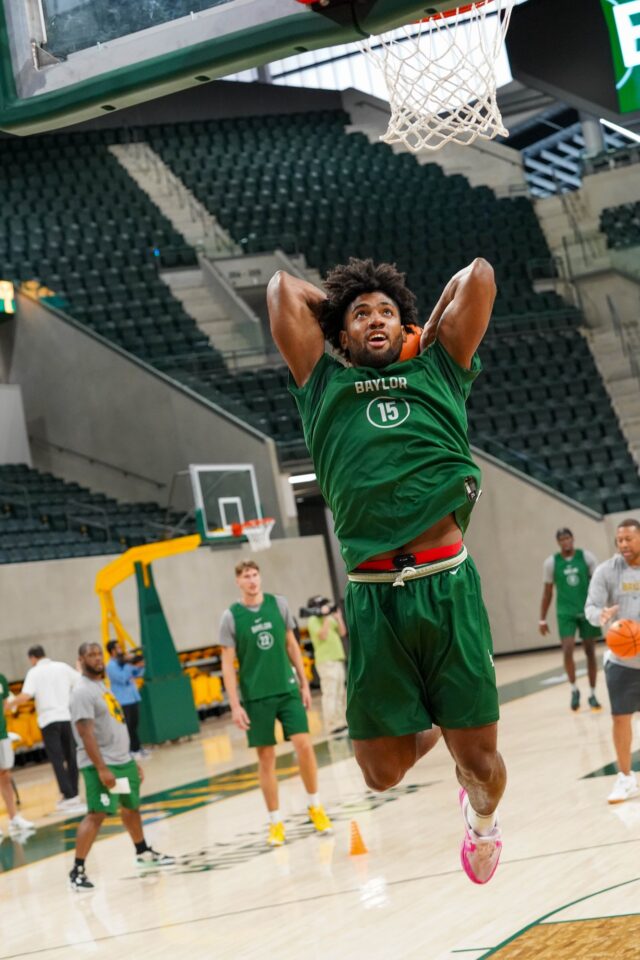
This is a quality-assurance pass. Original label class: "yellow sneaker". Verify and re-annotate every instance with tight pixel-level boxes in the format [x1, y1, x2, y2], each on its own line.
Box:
[308, 804, 333, 835]
[267, 821, 286, 847]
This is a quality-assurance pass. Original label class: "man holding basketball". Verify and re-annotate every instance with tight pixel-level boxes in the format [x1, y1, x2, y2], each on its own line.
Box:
[268, 257, 505, 885]
[585, 518, 640, 804]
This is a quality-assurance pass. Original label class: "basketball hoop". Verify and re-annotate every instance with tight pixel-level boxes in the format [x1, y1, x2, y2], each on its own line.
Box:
[361, 0, 515, 153]
[238, 518, 275, 552]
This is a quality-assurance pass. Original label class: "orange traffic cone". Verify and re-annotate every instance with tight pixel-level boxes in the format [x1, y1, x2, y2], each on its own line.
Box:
[349, 819, 368, 856]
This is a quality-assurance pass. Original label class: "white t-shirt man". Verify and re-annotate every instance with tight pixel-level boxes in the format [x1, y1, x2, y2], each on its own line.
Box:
[22, 658, 80, 728]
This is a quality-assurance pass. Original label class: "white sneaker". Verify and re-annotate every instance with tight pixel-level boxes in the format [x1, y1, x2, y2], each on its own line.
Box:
[607, 772, 640, 804]
[9, 814, 34, 833]
[57, 795, 81, 809]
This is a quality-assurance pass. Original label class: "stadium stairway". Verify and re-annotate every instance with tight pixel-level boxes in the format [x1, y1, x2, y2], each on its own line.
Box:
[0, 463, 188, 565]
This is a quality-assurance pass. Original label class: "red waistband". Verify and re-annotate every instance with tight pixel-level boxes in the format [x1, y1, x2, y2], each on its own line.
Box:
[356, 540, 464, 572]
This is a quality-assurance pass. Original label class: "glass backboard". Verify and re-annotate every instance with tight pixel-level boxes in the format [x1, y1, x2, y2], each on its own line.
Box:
[0, 0, 455, 135]
[189, 463, 262, 542]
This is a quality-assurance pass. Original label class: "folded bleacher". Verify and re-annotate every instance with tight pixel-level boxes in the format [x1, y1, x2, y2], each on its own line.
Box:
[0, 463, 184, 564]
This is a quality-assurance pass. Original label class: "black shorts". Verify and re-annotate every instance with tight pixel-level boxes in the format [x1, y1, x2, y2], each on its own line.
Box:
[604, 660, 640, 715]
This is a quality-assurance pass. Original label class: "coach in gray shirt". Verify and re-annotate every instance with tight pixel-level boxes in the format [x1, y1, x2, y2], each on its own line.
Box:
[585, 518, 640, 805]
[67, 642, 173, 891]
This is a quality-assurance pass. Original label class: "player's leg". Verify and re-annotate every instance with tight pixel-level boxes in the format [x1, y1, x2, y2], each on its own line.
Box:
[256, 745, 279, 812]
[41, 721, 75, 801]
[353, 728, 442, 791]
[442, 723, 505, 885]
[117, 761, 174, 868]
[579, 618, 602, 711]
[441, 724, 506, 814]
[281, 692, 332, 833]
[290, 733, 318, 794]
[604, 662, 640, 803]
[248, 697, 284, 845]
[74, 811, 106, 859]
[70, 765, 112, 889]
[0, 739, 33, 833]
[559, 626, 580, 710]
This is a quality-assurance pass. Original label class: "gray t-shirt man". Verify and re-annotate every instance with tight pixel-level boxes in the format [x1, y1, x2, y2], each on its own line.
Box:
[70, 676, 131, 768]
[218, 595, 296, 648]
[585, 554, 640, 670]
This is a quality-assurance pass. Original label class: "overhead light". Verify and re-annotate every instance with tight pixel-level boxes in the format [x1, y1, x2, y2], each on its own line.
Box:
[288, 473, 317, 484]
[600, 118, 640, 144]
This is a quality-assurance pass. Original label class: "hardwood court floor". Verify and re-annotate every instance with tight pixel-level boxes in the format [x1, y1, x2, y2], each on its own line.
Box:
[1, 649, 639, 960]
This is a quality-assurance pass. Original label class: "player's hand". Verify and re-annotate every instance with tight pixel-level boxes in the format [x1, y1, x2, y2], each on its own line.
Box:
[231, 705, 250, 731]
[136, 763, 144, 784]
[301, 684, 312, 710]
[538, 621, 549, 636]
[98, 766, 116, 789]
[600, 605, 619, 627]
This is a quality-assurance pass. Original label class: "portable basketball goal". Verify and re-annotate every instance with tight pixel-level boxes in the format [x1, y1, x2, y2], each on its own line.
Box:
[297, 0, 515, 152]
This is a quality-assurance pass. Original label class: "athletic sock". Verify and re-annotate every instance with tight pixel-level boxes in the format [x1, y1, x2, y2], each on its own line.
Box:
[590, 687, 597, 696]
[74, 857, 85, 869]
[466, 803, 497, 837]
[571, 683, 578, 692]
[135, 840, 150, 855]
[307, 793, 320, 808]
[269, 810, 282, 825]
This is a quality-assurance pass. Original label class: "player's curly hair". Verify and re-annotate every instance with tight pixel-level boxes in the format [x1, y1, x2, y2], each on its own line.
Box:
[319, 258, 419, 352]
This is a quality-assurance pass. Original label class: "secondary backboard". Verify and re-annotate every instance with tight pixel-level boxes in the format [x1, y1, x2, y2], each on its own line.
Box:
[189, 463, 262, 543]
[0, 0, 453, 135]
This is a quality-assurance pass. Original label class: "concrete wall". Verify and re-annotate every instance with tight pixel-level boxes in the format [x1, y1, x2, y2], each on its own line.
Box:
[0, 445, 632, 678]
[0, 385, 31, 465]
[0, 536, 332, 682]
[0, 294, 288, 527]
[465, 451, 612, 656]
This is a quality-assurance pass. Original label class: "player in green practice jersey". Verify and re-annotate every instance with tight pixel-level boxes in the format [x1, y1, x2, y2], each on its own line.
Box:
[539, 528, 602, 713]
[219, 559, 332, 847]
[268, 256, 505, 886]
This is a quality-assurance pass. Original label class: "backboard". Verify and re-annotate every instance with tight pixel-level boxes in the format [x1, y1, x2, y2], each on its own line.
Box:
[189, 463, 263, 543]
[0, 0, 456, 135]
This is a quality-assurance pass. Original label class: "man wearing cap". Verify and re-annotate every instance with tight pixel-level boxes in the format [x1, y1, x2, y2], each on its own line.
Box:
[539, 528, 602, 712]
[305, 598, 348, 735]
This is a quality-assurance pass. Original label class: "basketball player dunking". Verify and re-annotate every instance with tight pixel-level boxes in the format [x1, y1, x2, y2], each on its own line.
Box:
[268, 257, 506, 884]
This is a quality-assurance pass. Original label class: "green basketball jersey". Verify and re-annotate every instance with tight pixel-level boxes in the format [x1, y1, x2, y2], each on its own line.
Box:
[553, 549, 592, 617]
[231, 594, 296, 702]
[289, 341, 482, 570]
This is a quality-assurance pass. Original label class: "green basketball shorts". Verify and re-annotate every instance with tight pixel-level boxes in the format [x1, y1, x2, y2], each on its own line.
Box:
[557, 613, 602, 641]
[345, 553, 499, 739]
[245, 689, 309, 748]
[81, 759, 141, 814]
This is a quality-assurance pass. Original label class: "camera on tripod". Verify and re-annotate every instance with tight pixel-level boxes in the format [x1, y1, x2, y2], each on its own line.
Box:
[299, 595, 338, 618]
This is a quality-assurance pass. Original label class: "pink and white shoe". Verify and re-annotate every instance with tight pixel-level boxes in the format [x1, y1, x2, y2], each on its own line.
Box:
[459, 788, 502, 885]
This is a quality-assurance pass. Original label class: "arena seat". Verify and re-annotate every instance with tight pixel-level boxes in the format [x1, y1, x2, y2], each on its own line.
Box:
[0, 463, 187, 564]
[600, 202, 640, 249]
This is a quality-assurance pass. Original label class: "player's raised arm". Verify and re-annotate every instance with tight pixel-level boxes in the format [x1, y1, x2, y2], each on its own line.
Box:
[420, 257, 496, 368]
[267, 270, 327, 388]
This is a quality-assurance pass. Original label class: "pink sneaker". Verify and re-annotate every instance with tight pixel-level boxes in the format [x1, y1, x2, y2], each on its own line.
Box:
[459, 788, 502, 885]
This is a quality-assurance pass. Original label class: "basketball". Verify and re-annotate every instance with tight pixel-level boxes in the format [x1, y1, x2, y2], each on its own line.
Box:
[400, 324, 422, 361]
[606, 620, 640, 658]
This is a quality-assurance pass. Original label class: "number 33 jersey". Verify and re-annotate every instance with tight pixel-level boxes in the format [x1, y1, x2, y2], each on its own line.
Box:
[290, 340, 482, 571]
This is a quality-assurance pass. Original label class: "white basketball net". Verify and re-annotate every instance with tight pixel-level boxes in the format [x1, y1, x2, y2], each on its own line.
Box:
[242, 518, 275, 552]
[361, 0, 514, 153]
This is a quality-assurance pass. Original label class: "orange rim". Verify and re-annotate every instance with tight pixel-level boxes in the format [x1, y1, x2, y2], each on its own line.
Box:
[241, 518, 274, 530]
